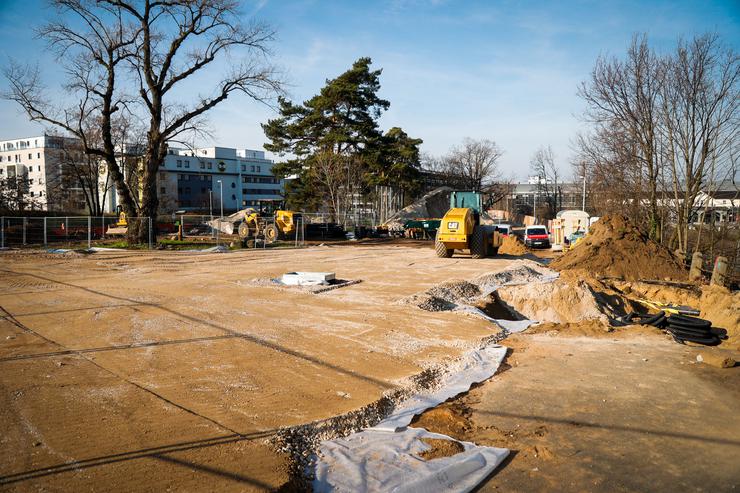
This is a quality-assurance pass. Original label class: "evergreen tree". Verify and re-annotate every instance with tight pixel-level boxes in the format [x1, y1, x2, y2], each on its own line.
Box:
[263, 57, 422, 212]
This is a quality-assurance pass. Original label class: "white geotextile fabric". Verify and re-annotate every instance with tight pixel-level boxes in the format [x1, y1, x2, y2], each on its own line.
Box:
[313, 427, 509, 493]
[454, 305, 536, 334]
[313, 346, 509, 493]
[375, 346, 507, 432]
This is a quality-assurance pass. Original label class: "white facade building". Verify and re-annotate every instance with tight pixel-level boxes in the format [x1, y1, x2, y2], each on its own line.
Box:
[106, 145, 284, 214]
[160, 145, 283, 213]
[0, 135, 85, 211]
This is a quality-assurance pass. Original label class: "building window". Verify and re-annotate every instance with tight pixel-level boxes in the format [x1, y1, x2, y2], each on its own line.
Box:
[200, 162, 205, 169]
[176, 160, 182, 168]
[231, 182, 235, 188]
[250, 165, 255, 172]
[37, 153, 40, 159]
[231, 194, 236, 200]
[30, 191, 34, 197]
[242, 188, 247, 195]
[178, 174, 183, 180]
[241, 164, 246, 172]
[29, 179, 34, 185]
[185, 162, 190, 168]
[28, 153, 32, 159]
[207, 162, 212, 169]
[202, 150, 208, 155]
[160, 187, 166, 194]
[38, 166, 41, 172]
[257, 166, 261, 172]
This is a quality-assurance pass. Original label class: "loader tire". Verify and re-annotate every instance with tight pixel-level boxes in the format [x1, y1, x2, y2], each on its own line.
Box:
[435, 235, 453, 258]
[470, 225, 486, 259]
[264, 224, 279, 244]
[238, 222, 251, 239]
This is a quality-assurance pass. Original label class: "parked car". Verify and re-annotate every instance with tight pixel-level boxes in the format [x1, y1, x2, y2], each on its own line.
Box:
[524, 225, 550, 248]
[494, 224, 511, 236]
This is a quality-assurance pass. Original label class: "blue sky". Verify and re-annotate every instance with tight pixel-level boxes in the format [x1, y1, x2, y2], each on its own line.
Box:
[1, 0, 738, 180]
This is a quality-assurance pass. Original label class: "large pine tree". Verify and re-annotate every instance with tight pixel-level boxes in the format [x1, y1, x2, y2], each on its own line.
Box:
[263, 57, 422, 213]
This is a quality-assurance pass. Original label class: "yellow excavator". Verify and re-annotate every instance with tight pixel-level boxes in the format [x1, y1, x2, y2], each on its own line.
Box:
[435, 191, 502, 258]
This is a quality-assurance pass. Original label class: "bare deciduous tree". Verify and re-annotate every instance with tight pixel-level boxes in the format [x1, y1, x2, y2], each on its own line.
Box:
[4, 0, 283, 243]
[530, 145, 561, 219]
[659, 34, 739, 252]
[312, 150, 363, 227]
[578, 34, 664, 239]
[442, 138, 505, 192]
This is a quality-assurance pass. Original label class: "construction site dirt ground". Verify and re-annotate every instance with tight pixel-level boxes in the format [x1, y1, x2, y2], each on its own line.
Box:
[0, 243, 738, 491]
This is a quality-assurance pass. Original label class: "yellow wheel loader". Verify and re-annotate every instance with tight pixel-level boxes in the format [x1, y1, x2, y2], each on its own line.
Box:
[236, 200, 301, 244]
[435, 191, 502, 259]
[106, 205, 129, 235]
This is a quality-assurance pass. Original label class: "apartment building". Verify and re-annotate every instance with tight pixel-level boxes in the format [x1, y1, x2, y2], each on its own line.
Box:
[105, 145, 284, 214]
[0, 135, 85, 211]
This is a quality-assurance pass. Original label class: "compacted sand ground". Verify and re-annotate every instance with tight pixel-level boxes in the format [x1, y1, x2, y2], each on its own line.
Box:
[1, 243, 738, 492]
[0, 244, 514, 491]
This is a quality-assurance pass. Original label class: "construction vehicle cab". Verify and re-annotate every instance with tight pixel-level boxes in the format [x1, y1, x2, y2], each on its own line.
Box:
[435, 191, 502, 259]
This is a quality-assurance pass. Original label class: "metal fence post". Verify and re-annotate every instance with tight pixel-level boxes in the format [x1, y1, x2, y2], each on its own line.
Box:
[43, 217, 47, 247]
[87, 216, 92, 249]
[102, 216, 106, 239]
[149, 217, 153, 249]
[65, 217, 69, 243]
[1, 217, 4, 249]
[22, 217, 27, 245]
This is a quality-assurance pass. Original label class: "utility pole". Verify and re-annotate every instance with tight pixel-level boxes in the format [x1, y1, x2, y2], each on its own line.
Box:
[582, 172, 586, 212]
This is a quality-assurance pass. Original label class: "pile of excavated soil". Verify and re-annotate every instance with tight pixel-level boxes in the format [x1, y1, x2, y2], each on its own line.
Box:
[498, 235, 528, 255]
[497, 279, 610, 324]
[384, 187, 452, 228]
[550, 214, 687, 281]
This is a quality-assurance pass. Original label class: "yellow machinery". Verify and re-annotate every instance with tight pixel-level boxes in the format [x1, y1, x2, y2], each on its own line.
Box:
[106, 206, 129, 235]
[237, 201, 301, 244]
[435, 191, 502, 259]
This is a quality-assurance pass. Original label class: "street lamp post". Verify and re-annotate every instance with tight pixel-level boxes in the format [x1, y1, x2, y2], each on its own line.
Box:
[582, 173, 586, 212]
[208, 189, 214, 238]
[216, 180, 223, 246]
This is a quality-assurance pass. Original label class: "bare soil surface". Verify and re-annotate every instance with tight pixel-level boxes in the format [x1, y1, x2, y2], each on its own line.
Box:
[0, 244, 513, 492]
[1, 242, 737, 492]
[413, 332, 740, 492]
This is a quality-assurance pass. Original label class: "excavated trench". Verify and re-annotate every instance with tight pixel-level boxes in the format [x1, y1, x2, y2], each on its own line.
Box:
[473, 292, 523, 321]
[274, 261, 646, 490]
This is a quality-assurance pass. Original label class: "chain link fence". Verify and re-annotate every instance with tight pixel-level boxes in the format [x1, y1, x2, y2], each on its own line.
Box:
[0, 210, 393, 251]
[0, 216, 155, 249]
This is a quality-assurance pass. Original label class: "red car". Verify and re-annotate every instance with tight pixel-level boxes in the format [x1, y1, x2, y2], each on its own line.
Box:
[524, 225, 550, 248]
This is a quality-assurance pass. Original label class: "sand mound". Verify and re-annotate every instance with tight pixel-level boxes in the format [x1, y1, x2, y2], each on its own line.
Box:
[498, 235, 527, 255]
[497, 279, 610, 324]
[698, 285, 740, 348]
[384, 187, 452, 228]
[549, 214, 687, 281]
[399, 261, 559, 312]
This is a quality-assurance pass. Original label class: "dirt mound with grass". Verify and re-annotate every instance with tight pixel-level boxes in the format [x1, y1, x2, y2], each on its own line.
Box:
[549, 214, 687, 281]
[498, 235, 528, 255]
